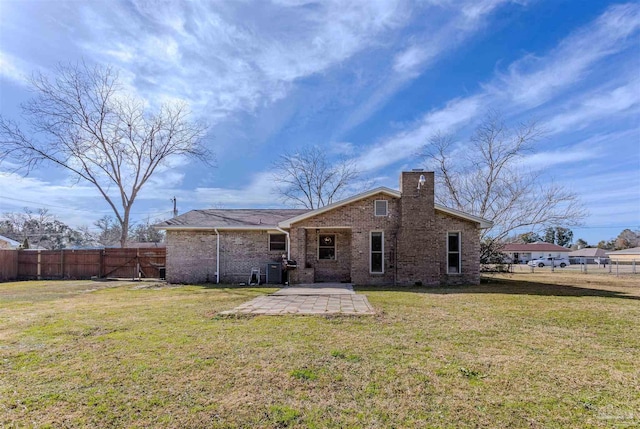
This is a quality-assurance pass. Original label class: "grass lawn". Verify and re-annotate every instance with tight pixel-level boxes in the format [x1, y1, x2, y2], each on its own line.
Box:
[1, 273, 638, 428]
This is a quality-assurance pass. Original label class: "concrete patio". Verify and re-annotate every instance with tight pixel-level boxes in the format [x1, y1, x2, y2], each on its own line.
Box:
[220, 283, 375, 315]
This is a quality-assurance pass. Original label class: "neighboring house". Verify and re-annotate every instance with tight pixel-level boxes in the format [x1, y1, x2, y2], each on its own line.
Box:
[501, 242, 570, 264]
[0, 234, 21, 250]
[155, 172, 492, 286]
[606, 247, 640, 262]
[568, 247, 608, 264]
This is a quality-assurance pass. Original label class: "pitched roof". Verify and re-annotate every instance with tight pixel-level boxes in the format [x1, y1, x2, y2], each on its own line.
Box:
[568, 248, 607, 257]
[502, 242, 570, 252]
[606, 246, 640, 255]
[0, 234, 21, 247]
[155, 209, 309, 230]
[154, 187, 493, 231]
[277, 186, 493, 229]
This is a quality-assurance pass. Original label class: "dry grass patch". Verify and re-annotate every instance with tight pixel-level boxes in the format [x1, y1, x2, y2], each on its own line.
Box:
[0, 274, 638, 428]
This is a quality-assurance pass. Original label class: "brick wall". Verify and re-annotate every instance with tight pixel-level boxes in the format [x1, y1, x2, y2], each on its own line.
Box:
[289, 193, 400, 285]
[434, 212, 481, 285]
[166, 230, 284, 284]
[165, 172, 482, 286]
[395, 171, 440, 285]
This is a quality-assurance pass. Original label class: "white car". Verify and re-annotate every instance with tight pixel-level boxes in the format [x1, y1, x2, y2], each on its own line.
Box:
[527, 257, 570, 268]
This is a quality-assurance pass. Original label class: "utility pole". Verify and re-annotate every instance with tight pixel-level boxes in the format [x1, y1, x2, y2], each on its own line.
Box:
[171, 197, 178, 217]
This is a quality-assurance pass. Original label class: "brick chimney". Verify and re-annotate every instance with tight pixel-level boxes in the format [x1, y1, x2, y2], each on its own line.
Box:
[396, 170, 439, 285]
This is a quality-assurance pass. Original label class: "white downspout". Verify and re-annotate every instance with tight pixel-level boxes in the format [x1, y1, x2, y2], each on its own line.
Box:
[214, 228, 220, 284]
[276, 227, 290, 260]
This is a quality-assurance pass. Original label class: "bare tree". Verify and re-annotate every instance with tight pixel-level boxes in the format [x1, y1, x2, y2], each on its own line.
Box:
[273, 146, 359, 209]
[0, 62, 210, 247]
[420, 112, 585, 261]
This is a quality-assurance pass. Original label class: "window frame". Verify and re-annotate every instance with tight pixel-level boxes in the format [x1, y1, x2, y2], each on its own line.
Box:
[374, 200, 388, 217]
[269, 233, 287, 252]
[370, 230, 384, 274]
[317, 233, 337, 260]
[447, 231, 461, 275]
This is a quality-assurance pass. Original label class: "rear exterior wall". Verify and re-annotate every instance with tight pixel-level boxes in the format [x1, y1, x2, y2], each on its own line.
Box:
[289, 193, 400, 285]
[166, 230, 284, 284]
[434, 212, 481, 285]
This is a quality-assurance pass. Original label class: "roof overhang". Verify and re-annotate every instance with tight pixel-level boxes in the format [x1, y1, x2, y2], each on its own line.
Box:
[157, 225, 282, 231]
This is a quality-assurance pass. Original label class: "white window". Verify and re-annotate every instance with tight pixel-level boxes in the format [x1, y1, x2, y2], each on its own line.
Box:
[370, 231, 384, 273]
[269, 233, 287, 252]
[447, 232, 461, 274]
[374, 200, 388, 216]
[318, 234, 336, 260]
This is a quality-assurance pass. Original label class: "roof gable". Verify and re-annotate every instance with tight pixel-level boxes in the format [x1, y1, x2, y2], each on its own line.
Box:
[278, 187, 493, 229]
[278, 187, 401, 228]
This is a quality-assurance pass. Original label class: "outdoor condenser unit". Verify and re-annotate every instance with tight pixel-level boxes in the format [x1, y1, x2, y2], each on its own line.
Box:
[266, 263, 282, 284]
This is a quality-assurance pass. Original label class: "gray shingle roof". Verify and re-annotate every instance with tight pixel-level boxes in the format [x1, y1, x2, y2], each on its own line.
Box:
[568, 248, 607, 257]
[155, 209, 310, 229]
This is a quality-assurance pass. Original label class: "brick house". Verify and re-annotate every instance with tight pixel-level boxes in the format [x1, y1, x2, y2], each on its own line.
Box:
[155, 171, 492, 285]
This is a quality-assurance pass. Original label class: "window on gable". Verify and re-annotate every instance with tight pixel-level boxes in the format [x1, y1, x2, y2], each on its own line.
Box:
[370, 231, 384, 273]
[374, 200, 388, 216]
[447, 232, 461, 274]
[318, 234, 336, 260]
[269, 234, 287, 252]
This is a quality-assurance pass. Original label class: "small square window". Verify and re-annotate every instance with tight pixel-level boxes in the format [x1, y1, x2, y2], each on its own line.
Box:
[318, 234, 336, 260]
[269, 234, 287, 252]
[374, 200, 388, 216]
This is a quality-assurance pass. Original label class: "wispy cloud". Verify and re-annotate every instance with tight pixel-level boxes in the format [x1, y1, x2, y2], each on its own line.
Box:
[544, 77, 640, 133]
[337, 0, 518, 138]
[76, 0, 411, 122]
[348, 2, 640, 174]
[0, 51, 31, 85]
[486, 2, 640, 107]
[353, 96, 483, 171]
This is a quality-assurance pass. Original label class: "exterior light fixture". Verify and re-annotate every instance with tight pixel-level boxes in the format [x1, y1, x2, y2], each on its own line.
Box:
[417, 174, 426, 189]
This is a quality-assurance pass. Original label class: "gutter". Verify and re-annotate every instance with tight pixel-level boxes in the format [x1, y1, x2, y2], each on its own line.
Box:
[276, 227, 290, 260]
[214, 228, 220, 284]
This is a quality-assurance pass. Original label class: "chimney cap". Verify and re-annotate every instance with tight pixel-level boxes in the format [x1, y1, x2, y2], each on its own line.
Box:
[411, 168, 424, 172]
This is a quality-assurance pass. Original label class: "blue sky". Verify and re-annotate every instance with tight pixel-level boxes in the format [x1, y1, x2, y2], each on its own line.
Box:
[0, 0, 638, 244]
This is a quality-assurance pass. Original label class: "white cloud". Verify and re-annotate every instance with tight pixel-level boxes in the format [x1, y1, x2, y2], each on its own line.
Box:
[544, 78, 640, 133]
[347, 3, 640, 174]
[353, 95, 483, 171]
[0, 51, 31, 85]
[487, 2, 640, 107]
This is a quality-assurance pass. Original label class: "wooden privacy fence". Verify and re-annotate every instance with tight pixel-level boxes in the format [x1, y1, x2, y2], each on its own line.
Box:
[0, 248, 165, 281]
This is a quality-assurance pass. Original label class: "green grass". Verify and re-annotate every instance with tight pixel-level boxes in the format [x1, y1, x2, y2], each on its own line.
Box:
[0, 273, 638, 428]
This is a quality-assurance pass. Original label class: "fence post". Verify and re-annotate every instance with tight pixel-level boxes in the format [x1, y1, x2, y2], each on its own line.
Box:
[633, 259, 636, 274]
[551, 257, 555, 272]
[99, 250, 104, 278]
[60, 249, 64, 279]
[616, 260, 619, 277]
[37, 250, 41, 280]
[584, 258, 587, 274]
[609, 261, 612, 273]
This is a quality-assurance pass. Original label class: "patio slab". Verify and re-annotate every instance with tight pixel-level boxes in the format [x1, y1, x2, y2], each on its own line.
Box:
[220, 283, 374, 315]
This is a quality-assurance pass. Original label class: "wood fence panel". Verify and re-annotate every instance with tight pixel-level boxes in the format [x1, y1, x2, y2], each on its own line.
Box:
[103, 248, 138, 279]
[138, 248, 166, 278]
[0, 250, 18, 281]
[40, 251, 62, 278]
[63, 250, 102, 279]
[1, 248, 166, 281]
[17, 251, 38, 279]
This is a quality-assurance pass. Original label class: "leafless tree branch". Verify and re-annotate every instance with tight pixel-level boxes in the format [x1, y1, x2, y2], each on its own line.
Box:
[272, 146, 359, 209]
[0, 61, 212, 247]
[419, 111, 586, 261]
